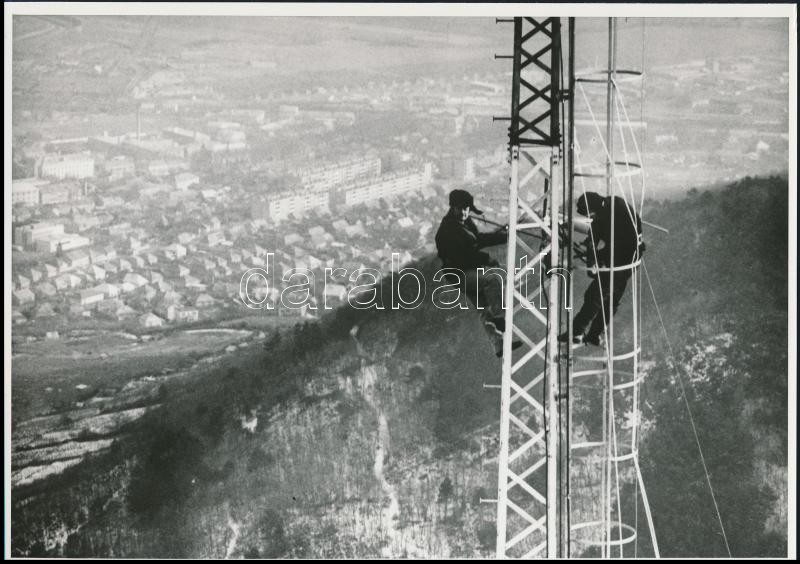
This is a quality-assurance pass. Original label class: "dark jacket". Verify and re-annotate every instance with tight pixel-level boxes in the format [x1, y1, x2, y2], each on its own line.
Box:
[586, 196, 644, 267]
[435, 211, 508, 271]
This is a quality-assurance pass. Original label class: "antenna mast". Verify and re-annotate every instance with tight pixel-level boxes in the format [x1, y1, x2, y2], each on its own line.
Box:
[494, 16, 568, 558]
[494, 16, 659, 558]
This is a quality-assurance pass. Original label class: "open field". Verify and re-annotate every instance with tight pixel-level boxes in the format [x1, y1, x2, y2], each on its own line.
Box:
[11, 329, 251, 424]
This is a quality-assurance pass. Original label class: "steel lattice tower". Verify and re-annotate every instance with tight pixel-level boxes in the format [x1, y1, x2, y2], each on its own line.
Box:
[495, 16, 568, 559]
[494, 17, 659, 559]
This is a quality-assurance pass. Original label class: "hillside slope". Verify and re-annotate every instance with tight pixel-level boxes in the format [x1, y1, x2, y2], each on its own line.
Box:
[11, 175, 789, 557]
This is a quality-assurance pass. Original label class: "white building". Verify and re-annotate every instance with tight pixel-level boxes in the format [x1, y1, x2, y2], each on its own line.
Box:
[139, 313, 164, 328]
[296, 156, 382, 191]
[35, 233, 91, 254]
[15, 222, 65, 247]
[80, 287, 105, 306]
[12, 179, 45, 206]
[124, 272, 149, 288]
[343, 164, 433, 207]
[268, 188, 330, 222]
[40, 153, 95, 180]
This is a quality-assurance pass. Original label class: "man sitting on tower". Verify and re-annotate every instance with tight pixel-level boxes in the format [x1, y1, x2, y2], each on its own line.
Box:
[435, 189, 522, 357]
[560, 191, 645, 346]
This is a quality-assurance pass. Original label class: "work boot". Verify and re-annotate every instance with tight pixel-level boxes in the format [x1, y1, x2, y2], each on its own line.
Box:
[495, 339, 523, 358]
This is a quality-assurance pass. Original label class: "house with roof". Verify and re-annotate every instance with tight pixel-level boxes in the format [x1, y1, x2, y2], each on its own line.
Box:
[91, 264, 106, 281]
[118, 257, 133, 272]
[195, 293, 217, 308]
[100, 261, 119, 275]
[80, 287, 105, 306]
[53, 275, 70, 291]
[119, 281, 136, 294]
[13, 288, 35, 306]
[284, 233, 304, 246]
[163, 243, 188, 260]
[30, 268, 43, 283]
[139, 312, 164, 328]
[55, 273, 82, 290]
[16, 274, 31, 290]
[89, 247, 111, 264]
[160, 289, 184, 307]
[96, 283, 121, 298]
[183, 275, 206, 291]
[124, 272, 149, 288]
[162, 304, 199, 323]
[156, 280, 174, 293]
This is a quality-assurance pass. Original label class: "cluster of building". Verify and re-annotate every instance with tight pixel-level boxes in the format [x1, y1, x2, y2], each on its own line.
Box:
[10, 176, 455, 331]
[262, 156, 434, 223]
[11, 64, 524, 336]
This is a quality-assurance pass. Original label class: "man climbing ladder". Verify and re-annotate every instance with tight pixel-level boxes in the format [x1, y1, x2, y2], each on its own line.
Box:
[560, 191, 645, 346]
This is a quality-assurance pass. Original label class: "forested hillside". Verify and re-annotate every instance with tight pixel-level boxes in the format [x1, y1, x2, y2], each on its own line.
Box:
[636, 174, 788, 556]
[11, 175, 788, 557]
